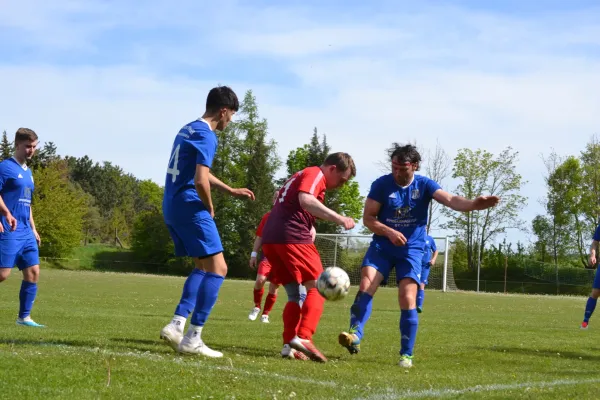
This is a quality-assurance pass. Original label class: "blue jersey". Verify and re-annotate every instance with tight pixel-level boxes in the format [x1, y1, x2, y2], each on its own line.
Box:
[594, 225, 600, 241]
[422, 235, 437, 265]
[0, 158, 34, 239]
[162, 119, 217, 224]
[368, 174, 441, 254]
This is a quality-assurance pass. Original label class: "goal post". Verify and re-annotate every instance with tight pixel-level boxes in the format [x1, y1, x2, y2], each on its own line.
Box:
[314, 233, 457, 292]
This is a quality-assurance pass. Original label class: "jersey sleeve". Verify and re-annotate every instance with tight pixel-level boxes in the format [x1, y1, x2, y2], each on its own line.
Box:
[0, 164, 7, 191]
[297, 168, 326, 196]
[190, 131, 217, 168]
[256, 212, 270, 237]
[424, 177, 442, 199]
[594, 225, 600, 241]
[367, 177, 387, 204]
[430, 237, 437, 252]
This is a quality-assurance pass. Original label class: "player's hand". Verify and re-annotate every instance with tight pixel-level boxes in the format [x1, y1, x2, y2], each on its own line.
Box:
[387, 230, 407, 246]
[2, 213, 17, 232]
[249, 256, 257, 269]
[590, 255, 597, 268]
[337, 216, 355, 230]
[472, 196, 500, 210]
[231, 188, 255, 201]
[33, 230, 41, 246]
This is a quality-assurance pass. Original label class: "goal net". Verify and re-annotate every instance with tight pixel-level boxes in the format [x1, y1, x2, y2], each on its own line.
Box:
[314, 233, 457, 292]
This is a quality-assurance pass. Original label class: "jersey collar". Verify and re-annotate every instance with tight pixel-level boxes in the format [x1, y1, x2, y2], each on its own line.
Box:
[198, 118, 214, 132]
[396, 176, 414, 189]
[11, 157, 28, 171]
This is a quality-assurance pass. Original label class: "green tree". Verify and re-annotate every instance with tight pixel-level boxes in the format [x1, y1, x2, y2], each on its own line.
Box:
[32, 160, 87, 257]
[442, 147, 527, 271]
[0, 130, 12, 161]
[131, 210, 174, 264]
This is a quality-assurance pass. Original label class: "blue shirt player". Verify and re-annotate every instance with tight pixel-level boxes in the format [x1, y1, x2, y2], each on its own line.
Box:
[159, 86, 255, 358]
[416, 234, 438, 314]
[0, 128, 44, 328]
[580, 225, 600, 329]
[338, 144, 499, 368]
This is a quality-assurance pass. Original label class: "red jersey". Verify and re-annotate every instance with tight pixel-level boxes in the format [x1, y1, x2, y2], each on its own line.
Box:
[256, 211, 270, 237]
[262, 166, 326, 244]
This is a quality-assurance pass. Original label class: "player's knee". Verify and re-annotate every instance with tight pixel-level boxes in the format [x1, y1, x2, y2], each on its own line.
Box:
[592, 289, 600, 299]
[268, 283, 278, 295]
[284, 284, 301, 304]
[0, 273, 8, 282]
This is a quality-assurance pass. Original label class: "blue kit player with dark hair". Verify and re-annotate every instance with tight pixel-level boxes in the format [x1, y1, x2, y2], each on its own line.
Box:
[339, 144, 499, 368]
[580, 224, 600, 330]
[0, 128, 44, 328]
[416, 234, 437, 313]
[160, 86, 255, 357]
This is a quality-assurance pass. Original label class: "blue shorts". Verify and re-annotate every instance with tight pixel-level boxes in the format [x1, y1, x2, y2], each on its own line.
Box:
[420, 263, 431, 285]
[166, 217, 223, 258]
[593, 266, 600, 290]
[0, 236, 39, 270]
[361, 242, 423, 286]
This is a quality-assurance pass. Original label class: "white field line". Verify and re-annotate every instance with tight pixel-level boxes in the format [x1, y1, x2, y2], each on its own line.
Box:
[357, 377, 600, 400]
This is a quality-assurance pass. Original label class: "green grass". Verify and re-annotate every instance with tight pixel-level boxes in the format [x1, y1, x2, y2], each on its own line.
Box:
[1, 269, 600, 399]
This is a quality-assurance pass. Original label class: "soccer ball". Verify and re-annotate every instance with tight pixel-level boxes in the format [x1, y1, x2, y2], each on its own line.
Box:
[317, 267, 350, 301]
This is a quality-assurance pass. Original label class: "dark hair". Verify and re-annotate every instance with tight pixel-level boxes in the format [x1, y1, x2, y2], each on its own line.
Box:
[15, 128, 38, 145]
[323, 152, 356, 177]
[206, 86, 239, 114]
[389, 143, 421, 168]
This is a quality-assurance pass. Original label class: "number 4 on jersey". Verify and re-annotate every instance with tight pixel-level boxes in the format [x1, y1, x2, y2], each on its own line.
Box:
[167, 144, 180, 183]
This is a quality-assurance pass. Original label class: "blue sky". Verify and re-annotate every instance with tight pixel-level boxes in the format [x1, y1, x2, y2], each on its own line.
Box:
[1, 0, 600, 245]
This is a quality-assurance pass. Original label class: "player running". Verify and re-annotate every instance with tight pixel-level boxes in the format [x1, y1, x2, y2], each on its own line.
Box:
[0, 128, 44, 327]
[338, 144, 499, 368]
[416, 234, 437, 313]
[262, 153, 356, 362]
[580, 224, 600, 329]
[160, 86, 255, 357]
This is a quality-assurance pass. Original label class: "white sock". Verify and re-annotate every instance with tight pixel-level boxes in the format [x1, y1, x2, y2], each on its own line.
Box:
[186, 324, 203, 340]
[171, 315, 186, 332]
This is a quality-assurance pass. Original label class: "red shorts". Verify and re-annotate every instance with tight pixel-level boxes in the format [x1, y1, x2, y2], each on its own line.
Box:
[262, 243, 323, 286]
[257, 258, 272, 279]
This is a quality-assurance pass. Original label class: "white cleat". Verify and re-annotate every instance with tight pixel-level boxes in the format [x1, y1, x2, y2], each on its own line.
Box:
[248, 307, 260, 321]
[260, 314, 270, 323]
[281, 344, 308, 360]
[178, 336, 223, 358]
[399, 355, 413, 368]
[160, 324, 183, 351]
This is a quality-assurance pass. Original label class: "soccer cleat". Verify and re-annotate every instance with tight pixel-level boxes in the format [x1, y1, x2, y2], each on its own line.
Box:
[248, 307, 260, 321]
[581, 321, 589, 330]
[16, 317, 45, 328]
[281, 344, 309, 361]
[416, 306, 423, 314]
[399, 354, 413, 368]
[290, 336, 327, 362]
[178, 336, 223, 358]
[160, 323, 183, 351]
[260, 314, 270, 323]
[338, 331, 361, 354]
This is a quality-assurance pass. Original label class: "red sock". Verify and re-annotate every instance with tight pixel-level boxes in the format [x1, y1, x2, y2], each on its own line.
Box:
[298, 288, 325, 341]
[262, 293, 277, 315]
[282, 301, 301, 343]
[253, 288, 264, 308]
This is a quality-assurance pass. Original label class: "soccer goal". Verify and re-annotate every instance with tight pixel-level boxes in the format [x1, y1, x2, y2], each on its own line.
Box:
[314, 233, 458, 292]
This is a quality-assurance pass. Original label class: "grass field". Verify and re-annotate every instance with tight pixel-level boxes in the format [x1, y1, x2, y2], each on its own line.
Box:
[1, 269, 600, 399]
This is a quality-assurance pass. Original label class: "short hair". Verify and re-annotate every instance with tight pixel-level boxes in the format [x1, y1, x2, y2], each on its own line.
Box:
[323, 152, 356, 178]
[206, 86, 239, 114]
[15, 128, 38, 145]
[389, 143, 421, 167]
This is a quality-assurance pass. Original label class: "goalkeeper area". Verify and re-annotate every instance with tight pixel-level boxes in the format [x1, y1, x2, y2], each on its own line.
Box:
[315, 233, 456, 291]
[1, 269, 598, 399]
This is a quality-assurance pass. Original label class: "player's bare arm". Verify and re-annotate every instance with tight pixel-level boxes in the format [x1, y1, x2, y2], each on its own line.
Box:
[432, 189, 500, 212]
[249, 236, 262, 269]
[362, 198, 407, 246]
[0, 194, 17, 232]
[310, 225, 316, 243]
[430, 249, 439, 265]
[30, 207, 40, 245]
[590, 240, 598, 266]
[195, 164, 214, 217]
[298, 191, 354, 230]
[208, 173, 255, 200]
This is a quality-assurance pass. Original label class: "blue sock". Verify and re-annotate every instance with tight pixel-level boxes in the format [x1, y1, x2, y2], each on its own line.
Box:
[400, 308, 419, 356]
[190, 272, 224, 327]
[416, 289, 425, 309]
[349, 291, 373, 340]
[19, 281, 38, 319]
[174, 269, 206, 318]
[584, 297, 597, 323]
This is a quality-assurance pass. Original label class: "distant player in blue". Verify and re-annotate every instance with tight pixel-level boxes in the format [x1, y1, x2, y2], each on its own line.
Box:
[416, 234, 438, 313]
[159, 86, 255, 357]
[580, 225, 600, 330]
[338, 144, 499, 368]
[0, 128, 44, 328]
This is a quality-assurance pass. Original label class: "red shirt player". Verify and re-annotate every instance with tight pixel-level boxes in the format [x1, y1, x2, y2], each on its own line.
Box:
[262, 152, 356, 362]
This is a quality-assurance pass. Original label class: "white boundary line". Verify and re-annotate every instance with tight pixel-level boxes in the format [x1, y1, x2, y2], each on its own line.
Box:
[356, 378, 600, 399]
